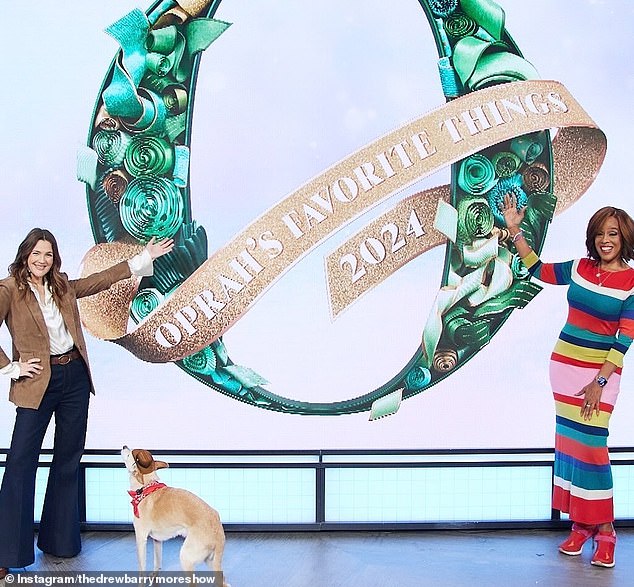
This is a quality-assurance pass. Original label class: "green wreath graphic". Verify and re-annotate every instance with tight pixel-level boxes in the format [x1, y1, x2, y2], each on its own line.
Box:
[78, 0, 577, 416]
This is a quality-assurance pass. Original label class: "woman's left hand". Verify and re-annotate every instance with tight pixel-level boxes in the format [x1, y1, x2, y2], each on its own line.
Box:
[145, 237, 174, 260]
[575, 381, 602, 421]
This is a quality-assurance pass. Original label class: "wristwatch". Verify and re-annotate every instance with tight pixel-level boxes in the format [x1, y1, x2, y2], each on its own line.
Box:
[596, 376, 608, 387]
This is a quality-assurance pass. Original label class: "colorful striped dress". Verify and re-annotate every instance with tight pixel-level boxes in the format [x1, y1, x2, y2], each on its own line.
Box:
[523, 252, 634, 524]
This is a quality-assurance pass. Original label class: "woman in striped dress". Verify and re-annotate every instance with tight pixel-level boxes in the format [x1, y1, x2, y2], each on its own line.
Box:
[503, 196, 634, 569]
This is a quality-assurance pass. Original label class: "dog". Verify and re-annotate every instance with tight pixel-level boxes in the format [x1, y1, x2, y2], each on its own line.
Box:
[121, 446, 229, 584]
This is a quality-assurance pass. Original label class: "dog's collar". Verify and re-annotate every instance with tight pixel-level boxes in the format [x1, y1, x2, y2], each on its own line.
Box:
[128, 480, 167, 517]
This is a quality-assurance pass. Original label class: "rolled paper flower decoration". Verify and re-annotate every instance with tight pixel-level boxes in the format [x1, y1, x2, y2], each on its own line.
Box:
[444, 306, 489, 347]
[146, 52, 173, 77]
[456, 197, 495, 243]
[432, 348, 458, 373]
[92, 130, 131, 167]
[444, 11, 478, 39]
[510, 254, 530, 280]
[491, 151, 521, 178]
[130, 287, 164, 322]
[428, 0, 459, 18]
[457, 154, 498, 196]
[119, 176, 184, 241]
[94, 104, 120, 131]
[437, 56, 462, 98]
[145, 24, 178, 54]
[404, 365, 432, 391]
[102, 169, 130, 204]
[163, 87, 188, 114]
[522, 162, 550, 193]
[510, 131, 545, 164]
[119, 88, 168, 135]
[124, 135, 175, 177]
[182, 345, 218, 376]
[487, 174, 528, 225]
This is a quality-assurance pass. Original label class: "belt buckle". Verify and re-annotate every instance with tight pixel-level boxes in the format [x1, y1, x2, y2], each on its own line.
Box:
[58, 354, 71, 365]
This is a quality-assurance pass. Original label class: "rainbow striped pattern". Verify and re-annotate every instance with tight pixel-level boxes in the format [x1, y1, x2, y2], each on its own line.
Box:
[524, 252, 634, 524]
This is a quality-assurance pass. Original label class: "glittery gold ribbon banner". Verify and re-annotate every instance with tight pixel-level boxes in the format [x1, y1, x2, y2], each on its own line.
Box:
[80, 79, 605, 363]
[325, 122, 605, 317]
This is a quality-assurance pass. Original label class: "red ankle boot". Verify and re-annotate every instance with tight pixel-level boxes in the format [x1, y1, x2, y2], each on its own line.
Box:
[559, 523, 597, 556]
[591, 529, 616, 568]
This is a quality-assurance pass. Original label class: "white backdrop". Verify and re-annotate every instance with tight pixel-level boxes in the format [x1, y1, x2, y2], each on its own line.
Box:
[1, 0, 633, 450]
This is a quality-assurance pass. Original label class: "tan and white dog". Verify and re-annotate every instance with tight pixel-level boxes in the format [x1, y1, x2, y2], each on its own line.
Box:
[121, 446, 228, 584]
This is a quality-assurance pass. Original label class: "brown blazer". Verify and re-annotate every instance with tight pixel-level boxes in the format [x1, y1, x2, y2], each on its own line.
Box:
[0, 261, 132, 409]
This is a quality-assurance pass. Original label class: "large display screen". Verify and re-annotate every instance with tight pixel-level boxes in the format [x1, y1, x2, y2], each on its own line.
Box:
[1, 0, 632, 451]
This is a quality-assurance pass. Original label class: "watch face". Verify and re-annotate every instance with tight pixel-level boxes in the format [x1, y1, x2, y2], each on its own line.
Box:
[597, 377, 608, 387]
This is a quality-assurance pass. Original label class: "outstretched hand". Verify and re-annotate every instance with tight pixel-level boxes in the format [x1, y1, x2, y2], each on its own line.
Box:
[502, 193, 526, 230]
[145, 237, 174, 260]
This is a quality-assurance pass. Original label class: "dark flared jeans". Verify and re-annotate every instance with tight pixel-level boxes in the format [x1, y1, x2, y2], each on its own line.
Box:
[0, 358, 90, 568]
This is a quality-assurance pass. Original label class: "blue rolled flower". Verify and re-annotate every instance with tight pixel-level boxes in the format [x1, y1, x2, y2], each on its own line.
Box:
[487, 174, 528, 225]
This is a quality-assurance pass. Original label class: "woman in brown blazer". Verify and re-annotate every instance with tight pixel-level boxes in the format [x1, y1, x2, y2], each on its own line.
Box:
[0, 228, 172, 576]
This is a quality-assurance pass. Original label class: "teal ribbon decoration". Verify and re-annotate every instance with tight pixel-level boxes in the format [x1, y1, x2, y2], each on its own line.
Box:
[120, 88, 168, 134]
[76, 145, 98, 190]
[173, 145, 190, 187]
[102, 9, 150, 119]
[119, 176, 183, 241]
[452, 36, 539, 91]
[438, 56, 462, 97]
[147, 0, 177, 26]
[172, 19, 231, 83]
[460, 0, 505, 41]
[165, 112, 187, 142]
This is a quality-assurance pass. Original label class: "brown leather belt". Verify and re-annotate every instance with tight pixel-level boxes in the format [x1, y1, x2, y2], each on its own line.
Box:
[50, 348, 81, 366]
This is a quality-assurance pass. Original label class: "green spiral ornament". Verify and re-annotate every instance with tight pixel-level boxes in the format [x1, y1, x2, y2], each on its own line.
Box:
[119, 176, 183, 242]
[130, 287, 164, 322]
[124, 135, 174, 177]
[92, 130, 130, 167]
[457, 197, 494, 243]
[457, 154, 498, 196]
[80, 0, 559, 416]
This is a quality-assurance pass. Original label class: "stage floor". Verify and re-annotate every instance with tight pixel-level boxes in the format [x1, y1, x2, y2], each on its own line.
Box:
[3, 529, 632, 586]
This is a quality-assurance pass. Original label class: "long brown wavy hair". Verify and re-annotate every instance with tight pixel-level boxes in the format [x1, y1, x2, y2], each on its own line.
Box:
[586, 207, 634, 264]
[8, 228, 68, 302]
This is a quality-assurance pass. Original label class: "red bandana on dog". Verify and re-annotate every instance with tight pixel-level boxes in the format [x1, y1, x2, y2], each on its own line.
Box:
[128, 480, 167, 517]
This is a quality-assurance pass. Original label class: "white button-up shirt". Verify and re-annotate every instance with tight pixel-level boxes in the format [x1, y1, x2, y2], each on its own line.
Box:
[0, 249, 153, 379]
